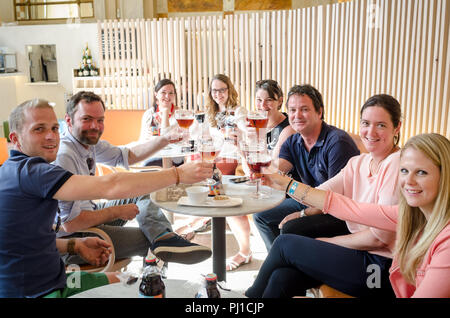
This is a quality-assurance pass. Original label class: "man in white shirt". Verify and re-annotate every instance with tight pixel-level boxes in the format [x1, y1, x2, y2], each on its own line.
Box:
[54, 91, 211, 267]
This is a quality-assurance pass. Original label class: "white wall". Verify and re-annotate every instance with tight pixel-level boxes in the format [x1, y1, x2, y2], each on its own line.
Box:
[0, 23, 99, 127]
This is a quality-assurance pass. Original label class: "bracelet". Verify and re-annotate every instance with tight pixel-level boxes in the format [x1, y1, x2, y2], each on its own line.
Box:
[67, 238, 76, 255]
[287, 181, 299, 196]
[173, 166, 180, 185]
[285, 179, 294, 193]
[299, 209, 305, 218]
[299, 185, 312, 203]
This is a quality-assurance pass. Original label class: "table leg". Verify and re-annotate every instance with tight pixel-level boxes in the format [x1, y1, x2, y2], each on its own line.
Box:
[212, 217, 226, 282]
[161, 158, 174, 224]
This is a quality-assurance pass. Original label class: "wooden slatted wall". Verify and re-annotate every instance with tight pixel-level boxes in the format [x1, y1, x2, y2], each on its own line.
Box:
[97, 0, 450, 144]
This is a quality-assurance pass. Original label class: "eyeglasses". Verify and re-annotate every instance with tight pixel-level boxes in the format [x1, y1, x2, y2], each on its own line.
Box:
[211, 88, 228, 95]
[86, 157, 95, 176]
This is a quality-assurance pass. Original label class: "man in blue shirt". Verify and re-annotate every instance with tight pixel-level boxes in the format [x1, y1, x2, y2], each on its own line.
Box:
[54, 91, 211, 268]
[0, 99, 213, 297]
[253, 85, 360, 251]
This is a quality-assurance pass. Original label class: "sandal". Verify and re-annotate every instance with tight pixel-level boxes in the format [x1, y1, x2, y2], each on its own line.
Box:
[193, 218, 211, 233]
[226, 252, 252, 271]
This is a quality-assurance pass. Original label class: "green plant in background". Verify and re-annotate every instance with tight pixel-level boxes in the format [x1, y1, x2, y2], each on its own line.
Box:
[3, 121, 10, 142]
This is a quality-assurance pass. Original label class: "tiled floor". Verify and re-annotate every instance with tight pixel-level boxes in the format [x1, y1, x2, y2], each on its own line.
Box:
[125, 214, 268, 295]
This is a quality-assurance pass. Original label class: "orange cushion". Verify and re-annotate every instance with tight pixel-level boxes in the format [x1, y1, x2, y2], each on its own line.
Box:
[0, 138, 8, 166]
[101, 110, 145, 146]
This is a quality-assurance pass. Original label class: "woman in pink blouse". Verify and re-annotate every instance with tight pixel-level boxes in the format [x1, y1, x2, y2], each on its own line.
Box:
[252, 133, 450, 298]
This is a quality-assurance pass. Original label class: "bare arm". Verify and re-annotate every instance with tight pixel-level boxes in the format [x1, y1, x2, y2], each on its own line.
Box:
[262, 171, 329, 210]
[275, 158, 294, 174]
[271, 126, 296, 160]
[56, 237, 112, 266]
[61, 204, 139, 233]
[278, 207, 323, 229]
[53, 162, 213, 202]
[262, 171, 398, 231]
[127, 136, 169, 165]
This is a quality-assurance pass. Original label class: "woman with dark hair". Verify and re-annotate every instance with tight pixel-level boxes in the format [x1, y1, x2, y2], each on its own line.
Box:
[140, 79, 179, 142]
[139, 79, 183, 167]
[254, 79, 296, 158]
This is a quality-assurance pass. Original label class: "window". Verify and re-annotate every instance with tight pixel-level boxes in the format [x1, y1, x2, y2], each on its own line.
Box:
[14, 0, 94, 21]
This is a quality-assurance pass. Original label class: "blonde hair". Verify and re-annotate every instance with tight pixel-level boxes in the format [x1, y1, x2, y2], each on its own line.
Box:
[206, 74, 239, 127]
[396, 133, 450, 284]
[9, 99, 53, 133]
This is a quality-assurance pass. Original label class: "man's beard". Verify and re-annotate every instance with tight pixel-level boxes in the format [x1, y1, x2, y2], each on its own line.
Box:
[79, 129, 102, 145]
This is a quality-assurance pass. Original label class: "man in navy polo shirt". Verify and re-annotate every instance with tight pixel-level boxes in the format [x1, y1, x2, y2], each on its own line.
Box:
[0, 99, 213, 297]
[253, 84, 360, 251]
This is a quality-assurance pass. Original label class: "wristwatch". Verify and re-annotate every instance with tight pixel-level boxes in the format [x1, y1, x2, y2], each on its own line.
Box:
[67, 238, 76, 255]
[299, 209, 306, 218]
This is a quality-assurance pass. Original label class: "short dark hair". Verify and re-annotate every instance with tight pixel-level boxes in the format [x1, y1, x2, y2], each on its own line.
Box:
[286, 84, 324, 119]
[66, 91, 105, 119]
[256, 80, 284, 110]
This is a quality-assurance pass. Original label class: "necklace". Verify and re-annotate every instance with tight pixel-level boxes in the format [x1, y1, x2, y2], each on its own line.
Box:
[267, 112, 286, 130]
[369, 159, 383, 176]
[369, 146, 399, 176]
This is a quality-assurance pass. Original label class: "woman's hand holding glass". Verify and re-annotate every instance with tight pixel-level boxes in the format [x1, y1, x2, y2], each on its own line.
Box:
[260, 168, 292, 192]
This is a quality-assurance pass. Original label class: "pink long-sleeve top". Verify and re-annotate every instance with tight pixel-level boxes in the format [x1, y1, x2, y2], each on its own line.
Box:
[317, 151, 400, 258]
[323, 191, 450, 298]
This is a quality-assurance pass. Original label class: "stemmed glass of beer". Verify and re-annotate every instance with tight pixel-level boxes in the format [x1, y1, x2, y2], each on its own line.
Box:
[246, 109, 268, 140]
[197, 136, 224, 185]
[174, 109, 195, 148]
[246, 144, 272, 199]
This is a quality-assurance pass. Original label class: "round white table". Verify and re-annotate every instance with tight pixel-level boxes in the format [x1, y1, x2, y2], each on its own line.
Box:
[151, 143, 196, 159]
[70, 279, 245, 298]
[150, 176, 285, 282]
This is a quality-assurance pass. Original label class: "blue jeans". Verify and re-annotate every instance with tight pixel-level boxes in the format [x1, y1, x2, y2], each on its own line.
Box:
[253, 198, 305, 251]
[253, 198, 348, 251]
[245, 234, 394, 298]
[98, 195, 173, 243]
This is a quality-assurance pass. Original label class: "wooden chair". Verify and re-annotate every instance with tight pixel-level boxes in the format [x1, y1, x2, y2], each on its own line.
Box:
[95, 163, 127, 175]
[66, 227, 131, 273]
[349, 132, 368, 153]
[309, 284, 354, 298]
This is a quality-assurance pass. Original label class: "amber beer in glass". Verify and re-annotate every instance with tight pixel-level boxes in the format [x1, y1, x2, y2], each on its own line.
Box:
[175, 109, 194, 149]
[246, 110, 268, 141]
[246, 148, 271, 199]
